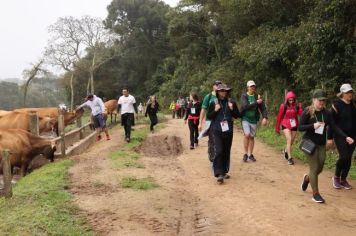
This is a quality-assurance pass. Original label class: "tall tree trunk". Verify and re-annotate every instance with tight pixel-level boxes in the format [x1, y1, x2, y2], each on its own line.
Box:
[90, 70, 95, 94]
[70, 72, 74, 111]
[86, 77, 90, 95]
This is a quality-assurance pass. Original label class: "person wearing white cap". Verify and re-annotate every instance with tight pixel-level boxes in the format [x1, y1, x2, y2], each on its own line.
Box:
[240, 80, 268, 162]
[328, 83, 356, 190]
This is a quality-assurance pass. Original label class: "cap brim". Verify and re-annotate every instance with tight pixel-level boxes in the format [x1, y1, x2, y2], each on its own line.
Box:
[316, 97, 327, 100]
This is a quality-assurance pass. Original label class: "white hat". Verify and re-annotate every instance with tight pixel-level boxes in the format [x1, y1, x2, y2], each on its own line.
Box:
[340, 84, 353, 93]
[247, 80, 256, 87]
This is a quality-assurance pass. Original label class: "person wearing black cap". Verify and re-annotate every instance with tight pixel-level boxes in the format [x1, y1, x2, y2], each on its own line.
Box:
[299, 89, 351, 203]
[328, 84, 356, 190]
[207, 84, 240, 184]
[199, 80, 223, 162]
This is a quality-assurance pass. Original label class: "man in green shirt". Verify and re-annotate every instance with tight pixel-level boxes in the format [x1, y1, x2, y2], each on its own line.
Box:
[240, 80, 268, 162]
[199, 80, 222, 162]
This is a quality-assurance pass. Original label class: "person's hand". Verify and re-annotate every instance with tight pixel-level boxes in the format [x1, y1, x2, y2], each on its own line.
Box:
[346, 137, 354, 145]
[215, 103, 221, 112]
[198, 123, 203, 132]
[228, 102, 233, 110]
[256, 99, 263, 104]
[314, 122, 323, 129]
[261, 118, 268, 126]
[276, 130, 280, 135]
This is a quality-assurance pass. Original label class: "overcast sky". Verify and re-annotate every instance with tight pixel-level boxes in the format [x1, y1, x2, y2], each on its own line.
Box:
[0, 0, 179, 79]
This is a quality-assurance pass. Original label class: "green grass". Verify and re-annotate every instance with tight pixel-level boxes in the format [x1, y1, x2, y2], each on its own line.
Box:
[111, 150, 145, 169]
[0, 160, 93, 236]
[255, 118, 356, 179]
[121, 176, 159, 190]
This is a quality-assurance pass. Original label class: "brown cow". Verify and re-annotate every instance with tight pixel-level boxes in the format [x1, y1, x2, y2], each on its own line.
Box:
[0, 110, 11, 116]
[14, 107, 84, 134]
[104, 99, 118, 123]
[0, 129, 56, 176]
[0, 111, 56, 133]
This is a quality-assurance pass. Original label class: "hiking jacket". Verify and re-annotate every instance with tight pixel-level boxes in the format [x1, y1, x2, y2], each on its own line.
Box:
[207, 98, 240, 133]
[275, 91, 303, 133]
[184, 101, 202, 121]
[145, 102, 159, 116]
[240, 93, 268, 121]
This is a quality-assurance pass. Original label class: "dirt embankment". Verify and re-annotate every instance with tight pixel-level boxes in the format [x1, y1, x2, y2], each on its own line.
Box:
[69, 118, 356, 236]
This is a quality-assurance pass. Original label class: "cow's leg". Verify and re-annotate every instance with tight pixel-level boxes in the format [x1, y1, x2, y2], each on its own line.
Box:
[20, 162, 29, 177]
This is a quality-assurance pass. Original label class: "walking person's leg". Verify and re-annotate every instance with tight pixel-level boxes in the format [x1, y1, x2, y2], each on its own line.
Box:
[248, 123, 257, 161]
[283, 129, 295, 164]
[222, 132, 233, 177]
[212, 133, 224, 183]
[340, 143, 355, 189]
[194, 122, 199, 146]
[307, 146, 326, 203]
[126, 113, 133, 141]
[188, 120, 195, 149]
[334, 135, 355, 189]
[242, 121, 250, 162]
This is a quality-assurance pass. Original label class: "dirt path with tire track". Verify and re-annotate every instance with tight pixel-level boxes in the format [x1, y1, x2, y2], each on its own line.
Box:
[69, 118, 356, 236]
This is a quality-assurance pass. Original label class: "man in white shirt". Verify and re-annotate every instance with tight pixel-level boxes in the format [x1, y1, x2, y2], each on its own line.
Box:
[117, 88, 138, 142]
[77, 94, 110, 141]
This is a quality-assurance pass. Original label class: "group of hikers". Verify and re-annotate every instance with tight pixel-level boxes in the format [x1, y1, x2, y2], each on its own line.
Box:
[179, 80, 355, 204]
[77, 81, 355, 204]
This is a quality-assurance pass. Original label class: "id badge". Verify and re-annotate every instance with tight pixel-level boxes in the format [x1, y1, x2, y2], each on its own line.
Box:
[191, 108, 196, 114]
[220, 121, 229, 132]
[315, 125, 324, 135]
[290, 119, 296, 128]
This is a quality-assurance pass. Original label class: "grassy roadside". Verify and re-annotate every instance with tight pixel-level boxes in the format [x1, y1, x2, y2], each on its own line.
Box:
[255, 118, 356, 180]
[0, 160, 93, 236]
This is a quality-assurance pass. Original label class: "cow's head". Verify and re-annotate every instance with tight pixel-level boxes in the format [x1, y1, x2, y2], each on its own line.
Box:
[42, 142, 57, 162]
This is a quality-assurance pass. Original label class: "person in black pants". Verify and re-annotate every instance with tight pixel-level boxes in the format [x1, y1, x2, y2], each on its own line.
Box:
[145, 95, 160, 133]
[184, 93, 201, 149]
[207, 83, 240, 184]
[117, 88, 138, 142]
[328, 84, 356, 190]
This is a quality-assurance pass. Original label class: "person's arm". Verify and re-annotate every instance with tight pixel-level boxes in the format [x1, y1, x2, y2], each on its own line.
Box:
[275, 104, 284, 134]
[207, 102, 218, 120]
[230, 102, 240, 119]
[76, 101, 88, 110]
[240, 93, 258, 113]
[258, 101, 268, 119]
[117, 98, 121, 113]
[327, 105, 338, 140]
[133, 103, 138, 114]
[298, 109, 315, 132]
[184, 105, 190, 120]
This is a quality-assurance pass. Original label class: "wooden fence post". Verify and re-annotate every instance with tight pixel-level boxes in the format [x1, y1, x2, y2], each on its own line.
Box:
[2, 149, 13, 198]
[29, 111, 39, 135]
[58, 109, 66, 156]
[76, 116, 84, 139]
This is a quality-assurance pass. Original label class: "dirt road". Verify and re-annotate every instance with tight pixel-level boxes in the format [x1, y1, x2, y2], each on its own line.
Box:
[69, 118, 356, 236]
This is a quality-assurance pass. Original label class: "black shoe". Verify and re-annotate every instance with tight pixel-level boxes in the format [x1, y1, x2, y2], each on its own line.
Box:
[190, 145, 194, 150]
[248, 154, 256, 162]
[243, 154, 248, 162]
[301, 174, 309, 192]
[288, 158, 294, 165]
[217, 175, 224, 184]
[126, 137, 130, 143]
[283, 149, 289, 160]
[312, 193, 325, 203]
[224, 174, 230, 179]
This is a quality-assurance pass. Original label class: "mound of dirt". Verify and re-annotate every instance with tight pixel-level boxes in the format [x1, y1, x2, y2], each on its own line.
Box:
[138, 135, 183, 157]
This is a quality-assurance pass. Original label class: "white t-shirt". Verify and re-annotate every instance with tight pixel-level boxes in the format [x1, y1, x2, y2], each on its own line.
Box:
[118, 95, 136, 114]
[78, 95, 105, 116]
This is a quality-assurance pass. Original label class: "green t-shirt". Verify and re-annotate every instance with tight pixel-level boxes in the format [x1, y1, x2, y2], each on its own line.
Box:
[242, 94, 258, 124]
[202, 91, 217, 120]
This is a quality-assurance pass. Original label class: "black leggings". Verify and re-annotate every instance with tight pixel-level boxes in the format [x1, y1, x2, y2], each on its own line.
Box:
[188, 120, 199, 146]
[149, 114, 158, 131]
[334, 134, 356, 180]
[212, 131, 233, 177]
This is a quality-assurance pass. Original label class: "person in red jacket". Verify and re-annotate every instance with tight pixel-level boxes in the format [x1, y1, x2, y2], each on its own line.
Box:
[275, 91, 303, 165]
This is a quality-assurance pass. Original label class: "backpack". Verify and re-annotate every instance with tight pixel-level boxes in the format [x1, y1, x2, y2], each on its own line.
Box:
[332, 100, 356, 113]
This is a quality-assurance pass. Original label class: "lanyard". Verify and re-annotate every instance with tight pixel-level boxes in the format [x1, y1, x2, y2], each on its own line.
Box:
[315, 112, 324, 123]
[219, 100, 228, 120]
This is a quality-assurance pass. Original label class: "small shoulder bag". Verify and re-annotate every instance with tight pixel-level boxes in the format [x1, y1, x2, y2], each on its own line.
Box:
[299, 139, 316, 155]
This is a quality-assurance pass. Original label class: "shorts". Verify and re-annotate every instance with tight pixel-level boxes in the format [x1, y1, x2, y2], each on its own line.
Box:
[281, 125, 297, 131]
[242, 121, 257, 137]
[93, 114, 106, 129]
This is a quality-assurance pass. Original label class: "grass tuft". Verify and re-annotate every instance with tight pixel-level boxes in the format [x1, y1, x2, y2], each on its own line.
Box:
[121, 176, 159, 190]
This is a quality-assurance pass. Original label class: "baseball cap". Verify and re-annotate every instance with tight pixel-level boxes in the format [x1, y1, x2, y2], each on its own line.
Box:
[340, 84, 353, 93]
[312, 89, 327, 100]
[247, 80, 256, 87]
[213, 80, 222, 85]
[216, 83, 231, 91]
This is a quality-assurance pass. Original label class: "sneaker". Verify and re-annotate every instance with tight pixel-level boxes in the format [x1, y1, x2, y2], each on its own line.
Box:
[340, 180, 352, 190]
[217, 175, 224, 184]
[283, 149, 289, 160]
[248, 154, 256, 162]
[301, 174, 309, 192]
[312, 192, 325, 203]
[190, 145, 194, 150]
[125, 137, 130, 143]
[96, 135, 102, 142]
[106, 135, 111, 141]
[332, 176, 342, 189]
[287, 158, 294, 165]
[224, 174, 230, 179]
[242, 154, 248, 162]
